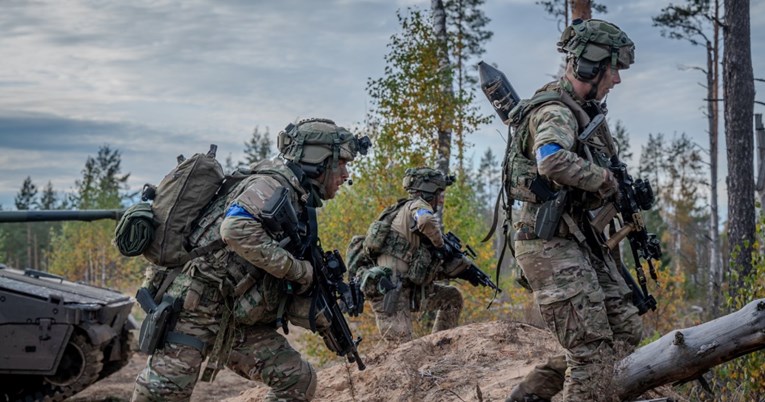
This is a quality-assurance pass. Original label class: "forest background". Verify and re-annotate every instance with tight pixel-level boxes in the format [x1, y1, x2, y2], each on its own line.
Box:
[1, 1, 763, 400]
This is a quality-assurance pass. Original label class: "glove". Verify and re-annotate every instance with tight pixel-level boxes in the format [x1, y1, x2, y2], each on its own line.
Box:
[286, 259, 313, 294]
[597, 169, 619, 199]
[360, 266, 394, 296]
[377, 275, 396, 294]
[442, 255, 471, 277]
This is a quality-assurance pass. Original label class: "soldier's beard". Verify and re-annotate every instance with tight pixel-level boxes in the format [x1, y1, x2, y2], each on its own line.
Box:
[317, 168, 343, 200]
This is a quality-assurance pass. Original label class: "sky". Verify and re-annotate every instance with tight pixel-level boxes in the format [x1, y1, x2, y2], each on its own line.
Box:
[1, 0, 764, 220]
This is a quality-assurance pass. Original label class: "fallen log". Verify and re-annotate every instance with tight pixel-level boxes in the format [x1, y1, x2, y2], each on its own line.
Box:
[615, 298, 765, 400]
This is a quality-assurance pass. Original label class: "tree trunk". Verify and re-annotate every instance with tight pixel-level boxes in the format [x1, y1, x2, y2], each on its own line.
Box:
[708, 0, 723, 318]
[756, 113, 765, 210]
[615, 299, 765, 400]
[723, 0, 755, 284]
[25, 223, 32, 269]
[431, 0, 452, 175]
[570, 0, 592, 21]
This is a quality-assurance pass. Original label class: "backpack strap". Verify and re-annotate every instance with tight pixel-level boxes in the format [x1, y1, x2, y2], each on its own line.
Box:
[378, 198, 410, 223]
[483, 90, 569, 289]
[484, 90, 563, 246]
[151, 267, 183, 304]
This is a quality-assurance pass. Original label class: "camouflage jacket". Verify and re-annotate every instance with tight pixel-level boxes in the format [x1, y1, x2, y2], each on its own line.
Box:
[219, 159, 311, 284]
[376, 197, 445, 286]
[515, 78, 612, 233]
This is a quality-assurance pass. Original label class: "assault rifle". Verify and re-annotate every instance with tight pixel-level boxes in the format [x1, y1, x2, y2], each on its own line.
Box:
[580, 114, 659, 315]
[261, 187, 366, 370]
[441, 232, 502, 293]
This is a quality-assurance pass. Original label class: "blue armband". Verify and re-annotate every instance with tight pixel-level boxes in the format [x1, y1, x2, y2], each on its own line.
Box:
[225, 204, 255, 219]
[535, 143, 563, 162]
[414, 208, 433, 223]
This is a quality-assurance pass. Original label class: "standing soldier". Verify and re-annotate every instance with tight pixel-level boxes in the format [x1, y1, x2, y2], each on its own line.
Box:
[132, 118, 370, 401]
[355, 167, 470, 343]
[504, 19, 643, 402]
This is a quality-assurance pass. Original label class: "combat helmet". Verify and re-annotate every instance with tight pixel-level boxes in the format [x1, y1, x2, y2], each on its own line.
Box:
[558, 18, 635, 80]
[403, 167, 455, 201]
[278, 118, 371, 177]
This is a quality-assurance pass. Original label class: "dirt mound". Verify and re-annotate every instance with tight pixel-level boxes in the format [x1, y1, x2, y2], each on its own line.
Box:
[226, 320, 562, 402]
[69, 320, 683, 401]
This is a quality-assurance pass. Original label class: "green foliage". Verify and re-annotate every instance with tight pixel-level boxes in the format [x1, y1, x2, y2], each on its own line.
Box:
[242, 126, 273, 167]
[442, 0, 494, 168]
[305, 4, 496, 363]
[72, 145, 132, 209]
[0, 177, 62, 271]
[711, 214, 765, 400]
[365, 6, 490, 174]
[611, 119, 633, 164]
[38, 181, 60, 209]
[47, 145, 143, 288]
[366, 8, 453, 167]
[637, 132, 710, 300]
[48, 220, 144, 289]
[14, 176, 38, 210]
[653, 0, 714, 47]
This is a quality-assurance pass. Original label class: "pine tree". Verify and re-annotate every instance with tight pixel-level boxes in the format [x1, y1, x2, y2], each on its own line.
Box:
[39, 181, 58, 210]
[48, 146, 142, 287]
[654, 0, 724, 315]
[723, 0, 755, 290]
[242, 126, 273, 167]
[14, 176, 38, 210]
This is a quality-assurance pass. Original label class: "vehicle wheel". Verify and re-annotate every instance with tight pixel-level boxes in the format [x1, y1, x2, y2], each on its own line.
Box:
[99, 328, 134, 379]
[42, 332, 103, 401]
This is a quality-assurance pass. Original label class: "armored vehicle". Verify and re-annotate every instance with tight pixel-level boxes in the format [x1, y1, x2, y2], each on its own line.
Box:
[0, 209, 135, 402]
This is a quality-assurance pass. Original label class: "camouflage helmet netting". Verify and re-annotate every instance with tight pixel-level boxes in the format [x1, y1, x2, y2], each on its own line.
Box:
[403, 167, 454, 194]
[558, 19, 635, 69]
[278, 118, 368, 166]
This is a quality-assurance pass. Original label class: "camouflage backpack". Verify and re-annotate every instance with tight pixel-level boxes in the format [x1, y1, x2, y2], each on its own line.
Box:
[346, 198, 409, 278]
[115, 145, 247, 268]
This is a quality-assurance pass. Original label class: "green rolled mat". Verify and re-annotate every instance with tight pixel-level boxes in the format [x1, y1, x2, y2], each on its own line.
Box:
[114, 202, 155, 256]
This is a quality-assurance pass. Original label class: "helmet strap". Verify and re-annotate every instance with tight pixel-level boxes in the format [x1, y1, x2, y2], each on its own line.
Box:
[583, 63, 607, 100]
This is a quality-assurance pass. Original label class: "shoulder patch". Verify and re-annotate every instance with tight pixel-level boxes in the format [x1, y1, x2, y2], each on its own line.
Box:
[225, 204, 255, 219]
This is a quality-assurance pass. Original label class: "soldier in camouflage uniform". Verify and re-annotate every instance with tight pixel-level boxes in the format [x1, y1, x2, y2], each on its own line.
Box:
[132, 118, 370, 402]
[356, 167, 469, 343]
[504, 19, 643, 402]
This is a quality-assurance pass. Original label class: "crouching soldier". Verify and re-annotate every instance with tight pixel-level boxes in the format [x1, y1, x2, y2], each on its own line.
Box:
[354, 167, 471, 344]
[132, 118, 370, 401]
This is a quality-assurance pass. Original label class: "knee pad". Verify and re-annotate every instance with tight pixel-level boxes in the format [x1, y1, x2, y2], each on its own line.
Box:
[265, 357, 317, 401]
[297, 361, 318, 400]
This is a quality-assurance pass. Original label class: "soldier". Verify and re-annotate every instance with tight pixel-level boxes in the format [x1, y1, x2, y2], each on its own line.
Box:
[356, 167, 469, 343]
[504, 19, 643, 401]
[132, 118, 370, 401]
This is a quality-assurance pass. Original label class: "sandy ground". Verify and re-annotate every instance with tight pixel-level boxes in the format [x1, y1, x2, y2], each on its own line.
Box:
[66, 320, 680, 402]
[66, 321, 559, 402]
[67, 346, 257, 402]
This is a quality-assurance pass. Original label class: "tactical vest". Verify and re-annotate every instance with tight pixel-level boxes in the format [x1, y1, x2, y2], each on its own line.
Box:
[486, 80, 606, 259]
[503, 81, 592, 206]
[377, 199, 441, 286]
[180, 160, 306, 292]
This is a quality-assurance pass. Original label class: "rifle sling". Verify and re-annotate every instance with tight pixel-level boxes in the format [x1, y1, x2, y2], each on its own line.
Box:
[483, 185, 505, 243]
[153, 267, 182, 305]
[306, 206, 320, 333]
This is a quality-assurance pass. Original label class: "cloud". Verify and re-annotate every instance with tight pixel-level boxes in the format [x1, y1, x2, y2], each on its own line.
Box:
[0, 110, 245, 208]
[0, 0, 762, 222]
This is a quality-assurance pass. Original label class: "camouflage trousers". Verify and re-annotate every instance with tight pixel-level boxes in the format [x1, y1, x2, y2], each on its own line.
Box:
[369, 282, 463, 344]
[132, 273, 322, 402]
[511, 237, 642, 402]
